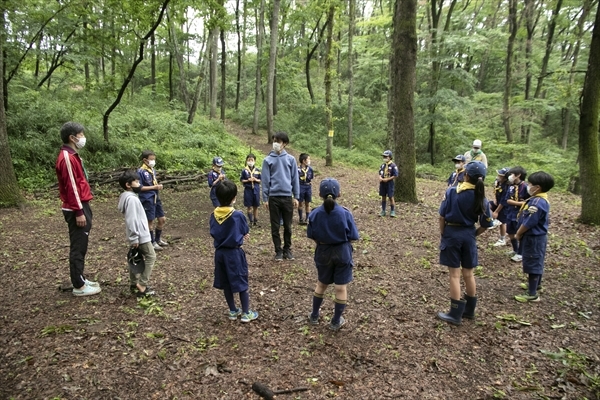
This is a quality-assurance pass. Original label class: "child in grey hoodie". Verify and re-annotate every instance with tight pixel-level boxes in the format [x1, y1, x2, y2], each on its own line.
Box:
[118, 170, 157, 297]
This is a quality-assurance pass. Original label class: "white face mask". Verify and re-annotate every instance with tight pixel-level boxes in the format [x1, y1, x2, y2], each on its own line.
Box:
[508, 175, 516, 184]
[148, 160, 156, 168]
[273, 142, 282, 152]
[74, 136, 86, 149]
[306, 160, 311, 166]
[527, 185, 537, 196]
[247, 162, 255, 168]
[455, 163, 462, 169]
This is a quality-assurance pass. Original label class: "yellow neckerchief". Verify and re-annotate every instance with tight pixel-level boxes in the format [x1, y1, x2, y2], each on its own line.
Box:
[300, 165, 309, 181]
[452, 167, 465, 186]
[140, 163, 158, 185]
[383, 160, 392, 178]
[517, 192, 548, 219]
[456, 182, 476, 193]
[510, 181, 526, 201]
[244, 165, 256, 188]
[213, 206, 235, 224]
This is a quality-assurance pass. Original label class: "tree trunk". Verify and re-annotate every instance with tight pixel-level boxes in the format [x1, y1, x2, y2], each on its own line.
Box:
[253, 0, 265, 135]
[502, 0, 518, 143]
[169, 54, 174, 102]
[347, 0, 355, 149]
[305, 18, 328, 104]
[0, 12, 23, 207]
[220, 28, 226, 122]
[534, 0, 562, 99]
[391, 0, 417, 203]
[151, 32, 156, 95]
[188, 28, 208, 124]
[241, 0, 248, 101]
[235, 0, 242, 110]
[521, 0, 537, 144]
[266, 0, 281, 142]
[325, 4, 335, 167]
[169, 8, 190, 110]
[210, 26, 219, 120]
[336, 29, 342, 105]
[103, 0, 170, 142]
[578, 0, 600, 224]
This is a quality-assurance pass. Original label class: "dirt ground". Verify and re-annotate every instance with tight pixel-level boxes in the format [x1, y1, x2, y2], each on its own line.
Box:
[1, 123, 599, 400]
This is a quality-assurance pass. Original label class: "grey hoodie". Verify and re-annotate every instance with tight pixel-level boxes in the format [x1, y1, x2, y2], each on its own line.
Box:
[117, 191, 151, 245]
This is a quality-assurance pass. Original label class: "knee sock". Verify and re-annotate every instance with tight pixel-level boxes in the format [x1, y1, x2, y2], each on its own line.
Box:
[155, 229, 162, 243]
[332, 298, 347, 324]
[311, 292, 324, 318]
[381, 201, 387, 212]
[517, 240, 523, 255]
[239, 290, 250, 313]
[390, 204, 395, 211]
[247, 212, 253, 223]
[538, 275, 543, 288]
[298, 209, 303, 221]
[528, 274, 541, 296]
[510, 238, 518, 252]
[224, 288, 237, 311]
[150, 230, 155, 244]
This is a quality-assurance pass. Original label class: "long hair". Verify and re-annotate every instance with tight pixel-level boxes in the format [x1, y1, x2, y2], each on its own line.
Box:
[473, 177, 486, 215]
[323, 195, 336, 214]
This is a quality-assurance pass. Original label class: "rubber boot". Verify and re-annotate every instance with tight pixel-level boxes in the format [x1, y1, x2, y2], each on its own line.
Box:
[462, 294, 477, 320]
[437, 298, 466, 326]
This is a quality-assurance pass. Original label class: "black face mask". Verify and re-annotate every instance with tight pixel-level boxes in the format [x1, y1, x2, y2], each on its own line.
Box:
[132, 186, 142, 194]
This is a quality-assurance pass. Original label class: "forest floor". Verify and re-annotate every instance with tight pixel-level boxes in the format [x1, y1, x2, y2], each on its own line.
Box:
[1, 122, 600, 400]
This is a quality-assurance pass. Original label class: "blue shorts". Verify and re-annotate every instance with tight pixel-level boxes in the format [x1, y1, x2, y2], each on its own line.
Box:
[521, 235, 547, 275]
[299, 185, 312, 203]
[243, 187, 260, 207]
[497, 208, 509, 224]
[210, 187, 220, 207]
[506, 220, 519, 234]
[439, 226, 478, 269]
[379, 181, 395, 198]
[213, 248, 248, 293]
[314, 243, 354, 285]
[141, 197, 165, 221]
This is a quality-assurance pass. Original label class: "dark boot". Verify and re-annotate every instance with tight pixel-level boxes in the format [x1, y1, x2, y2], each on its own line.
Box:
[437, 298, 466, 326]
[462, 294, 477, 320]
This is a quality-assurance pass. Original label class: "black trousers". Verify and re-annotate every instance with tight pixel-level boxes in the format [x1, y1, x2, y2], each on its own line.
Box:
[268, 196, 294, 253]
[62, 202, 93, 288]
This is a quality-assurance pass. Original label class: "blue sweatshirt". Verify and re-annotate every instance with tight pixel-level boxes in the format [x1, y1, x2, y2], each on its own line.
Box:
[261, 150, 300, 202]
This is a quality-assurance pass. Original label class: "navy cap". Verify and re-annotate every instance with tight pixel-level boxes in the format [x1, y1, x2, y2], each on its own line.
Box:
[496, 167, 510, 176]
[382, 150, 393, 158]
[319, 178, 340, 199]
[452, 154, 466, 162]
[465, 161, 487, 180]
[212, 157, 224, 167]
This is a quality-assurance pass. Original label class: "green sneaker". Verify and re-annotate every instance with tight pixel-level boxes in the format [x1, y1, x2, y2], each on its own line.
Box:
[379, 210, 386, 217]
[228, 308, 242, 320]
[514, 294, 540, 303]
[519, 283, 544, 293]
[390, 210, 396, 217]
[241, 310, 259, 323]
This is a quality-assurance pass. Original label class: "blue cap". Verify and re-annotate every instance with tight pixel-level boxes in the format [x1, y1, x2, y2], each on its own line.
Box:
[212, 157, 224, 167]
[382, 150, 393, 158]
[465, 161, 487, 180]
[452, 154, 466, 162]
[496, 167, 510, 176]
[319, 178, 340, 199]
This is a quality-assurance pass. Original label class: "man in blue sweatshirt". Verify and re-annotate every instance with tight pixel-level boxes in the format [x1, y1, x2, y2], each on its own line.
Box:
[262, 131, 300, 261]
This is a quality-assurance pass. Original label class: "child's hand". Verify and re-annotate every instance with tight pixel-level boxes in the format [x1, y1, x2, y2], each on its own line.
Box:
[156, 184, 163, 190]
[492, 211, 498, 219]
[243, 233, 250, 242]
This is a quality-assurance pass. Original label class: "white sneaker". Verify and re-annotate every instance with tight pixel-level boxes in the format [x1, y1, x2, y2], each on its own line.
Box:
[158, 239, 169, 246]
[493, 238, 507, 247]
[511, 254, 523, 262]
[506, 250, 516, 256]
[73, 284, 101, 296]
[85, 279, 100, 287]
[152, 242, 163, 251]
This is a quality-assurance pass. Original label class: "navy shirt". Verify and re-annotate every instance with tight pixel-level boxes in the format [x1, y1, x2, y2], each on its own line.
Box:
[439, 186, 493, 228]
[209, 209, 249, 249]
[447, 169, 465, 187]
[138, 165, 158, 202]
[379, 161, 398, 179]
[504, 181, 530, 221]
[240, 166, 261, 190]
[307, 204, 359, 244]
[298, 165, 314, 185]
[518, 195, 550, 236]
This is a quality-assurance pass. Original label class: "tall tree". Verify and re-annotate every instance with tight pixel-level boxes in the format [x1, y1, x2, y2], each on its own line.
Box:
[347, 0, 355, 149]
[266, 0, 281, 142]
[502, 0, 518, 143]
[235, 0, 242, 110]
[209, 26, 219, 119]
[0, 10, 23, 207]
[253, 0, 265, 135]
[324, 3, 335, 167]
[578, 0, 600, 224]
[220, 28, 226, 122]
[391, 0, 417, 203]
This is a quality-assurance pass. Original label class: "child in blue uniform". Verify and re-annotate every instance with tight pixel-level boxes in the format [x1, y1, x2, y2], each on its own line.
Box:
[210, 180, 258, 323]
[307, 178, 359, 331]
[379, 150, 398, 217]
[437, 161, 493, 325]
[297, 153, 314, 225]
[514, 171, 554, 303]
[447, 155, 466, 187]
[208, 156, 226, 207]
[240, 153, 261, 226]
[505, 166, 530, 261]
[491, 167, 510, 247]
[137, 150, 168, 251]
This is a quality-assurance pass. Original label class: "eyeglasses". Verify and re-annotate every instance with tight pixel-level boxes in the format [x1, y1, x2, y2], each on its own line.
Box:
[473, 147, 480, 150]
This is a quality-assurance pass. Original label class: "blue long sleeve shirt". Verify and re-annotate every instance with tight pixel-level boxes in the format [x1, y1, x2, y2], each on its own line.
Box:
[261, 150, 300, 202]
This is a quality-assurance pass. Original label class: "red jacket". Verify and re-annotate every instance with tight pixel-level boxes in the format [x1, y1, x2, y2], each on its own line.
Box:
[55, 145, 93, 216]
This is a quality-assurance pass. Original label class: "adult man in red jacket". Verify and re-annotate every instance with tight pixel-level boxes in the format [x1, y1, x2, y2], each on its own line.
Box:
[55, 122, 101, 296]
